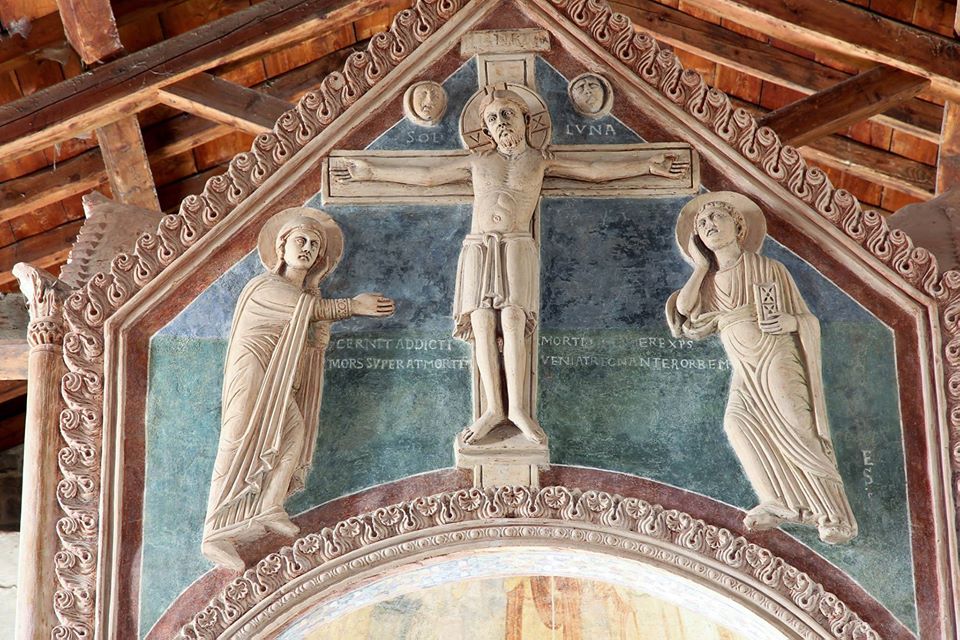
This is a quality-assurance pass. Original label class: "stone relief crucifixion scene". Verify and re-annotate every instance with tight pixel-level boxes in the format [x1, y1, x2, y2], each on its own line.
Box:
[139, 18, 910, 639]
[5, 0, 960, 639]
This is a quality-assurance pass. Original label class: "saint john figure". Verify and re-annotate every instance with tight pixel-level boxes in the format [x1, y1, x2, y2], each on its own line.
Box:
[666, 192, 857, 544]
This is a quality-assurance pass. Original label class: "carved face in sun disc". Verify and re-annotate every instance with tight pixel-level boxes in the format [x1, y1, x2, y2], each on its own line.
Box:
[695, 205, 742, 252]
[481, 97, 528, 151]
[412, 83, 446, 122]
[282, 228, 324, 271]
[404, 81, 448, 127]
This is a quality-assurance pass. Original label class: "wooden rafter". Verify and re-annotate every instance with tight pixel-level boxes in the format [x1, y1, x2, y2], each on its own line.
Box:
[730, 97, 935, 201]
[681, 0, 960, 102]
[54, 0, 124, 64]
[0, 0, 389, 163]
[0, 0, 188, 74]
[96, 117, 161, 211]
[55, 0, 158, 211]
[0, 219, 82, 288]
[0, 42, 360, 223]
[805, 136, 935, 201]
[159, 73, 292, 135]
[937, 102, 960, 195]
[757, 67, 929, 148]
[611, 0, 942, 142]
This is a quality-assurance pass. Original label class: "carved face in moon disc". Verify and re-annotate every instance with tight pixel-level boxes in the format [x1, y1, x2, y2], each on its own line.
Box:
[282, 228, 324, 271]
[695, 206, 742, 252]
[482, 97, 528, 151]
[570, 75, 606, 114]
[412, 83, 446, 123]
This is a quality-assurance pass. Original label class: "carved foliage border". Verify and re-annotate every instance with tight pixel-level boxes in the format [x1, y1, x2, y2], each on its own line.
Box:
[48, 0, 959, 636]
[176, 486, 878, 640]
[50, 1, 467, 637]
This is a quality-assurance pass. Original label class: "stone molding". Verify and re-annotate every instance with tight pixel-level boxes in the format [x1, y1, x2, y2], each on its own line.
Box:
[176, 486, 878, 640]
[37, 0, 960, 636]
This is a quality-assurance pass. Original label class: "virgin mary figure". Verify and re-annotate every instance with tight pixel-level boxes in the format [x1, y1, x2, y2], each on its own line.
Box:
[665, 192, 857, 544]
[202, 207, 394, 570]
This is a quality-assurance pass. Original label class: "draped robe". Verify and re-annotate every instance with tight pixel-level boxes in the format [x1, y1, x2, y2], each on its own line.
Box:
[667, 252, 857, 536]
[202, 273, 349, 547]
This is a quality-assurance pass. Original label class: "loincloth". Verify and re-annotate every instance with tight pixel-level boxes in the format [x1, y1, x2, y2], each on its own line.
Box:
[452, 232, 539, 341]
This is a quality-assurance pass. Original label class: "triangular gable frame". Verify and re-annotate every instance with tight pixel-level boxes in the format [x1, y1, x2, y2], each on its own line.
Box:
[35, 0, 959, 637]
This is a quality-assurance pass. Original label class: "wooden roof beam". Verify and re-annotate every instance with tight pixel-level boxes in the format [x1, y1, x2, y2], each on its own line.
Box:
[681, 0, 960, 103]
[96, 117, 160, 210]
[0, 220, 82, 288]
[937, 102, 960, 195]
[158, 73, 292, 136]
[757, 67, 929, 148]
[610, 0, 941, 142]
[55, 0, 158, 210]
[803, 136, 935, 201]
[0, 1, 190, 75]
[0, 41, 361, 223]
[729, 97, 935, 201]
[0, 0, 389, 163]
[0, 381, 26, 405]
[54, 0, 124, 65]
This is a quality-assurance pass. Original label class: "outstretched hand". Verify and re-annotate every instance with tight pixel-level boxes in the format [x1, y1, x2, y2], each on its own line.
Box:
[353, 292, 395, 317]
[330, 159, 373, 183]
[648, 153, 689, 180]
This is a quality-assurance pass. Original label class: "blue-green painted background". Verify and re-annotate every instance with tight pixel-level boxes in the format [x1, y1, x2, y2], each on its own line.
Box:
[140, 58, 914, 635]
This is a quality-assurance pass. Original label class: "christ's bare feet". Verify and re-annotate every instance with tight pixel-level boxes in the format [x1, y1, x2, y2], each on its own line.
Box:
[463, 410, 504, 444]
[509, 409, 546, 444]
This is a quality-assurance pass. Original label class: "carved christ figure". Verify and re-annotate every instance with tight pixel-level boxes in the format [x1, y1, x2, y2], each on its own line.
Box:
[665, 193, 857, 544]
[202, 208, 395, 571]
[335, 86, 687, 445]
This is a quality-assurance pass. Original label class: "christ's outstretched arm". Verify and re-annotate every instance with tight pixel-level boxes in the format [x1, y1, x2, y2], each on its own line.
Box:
[331, 156, 472, 187]
[546, 152, 688, 182]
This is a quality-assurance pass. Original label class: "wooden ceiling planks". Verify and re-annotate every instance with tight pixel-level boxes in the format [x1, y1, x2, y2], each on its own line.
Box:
[682, 0, 960, 101]
[0, 0, 392, 163]
[0, 36, 364, 231]
[0, 4, 387, 290]
[613, 0, 942, 142]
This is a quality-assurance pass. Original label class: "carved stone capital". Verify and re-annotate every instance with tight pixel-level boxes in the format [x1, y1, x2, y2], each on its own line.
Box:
[12, 263, 70, 349]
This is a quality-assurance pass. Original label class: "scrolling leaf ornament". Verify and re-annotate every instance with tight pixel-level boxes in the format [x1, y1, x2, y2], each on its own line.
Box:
[178, 486, 878, 640]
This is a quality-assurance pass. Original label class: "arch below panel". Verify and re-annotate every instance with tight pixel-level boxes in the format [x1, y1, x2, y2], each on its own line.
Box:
[169, 483, 883, 640]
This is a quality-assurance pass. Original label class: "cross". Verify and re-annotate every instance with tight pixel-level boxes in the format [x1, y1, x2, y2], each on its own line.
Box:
[323, 30, 699, 484]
